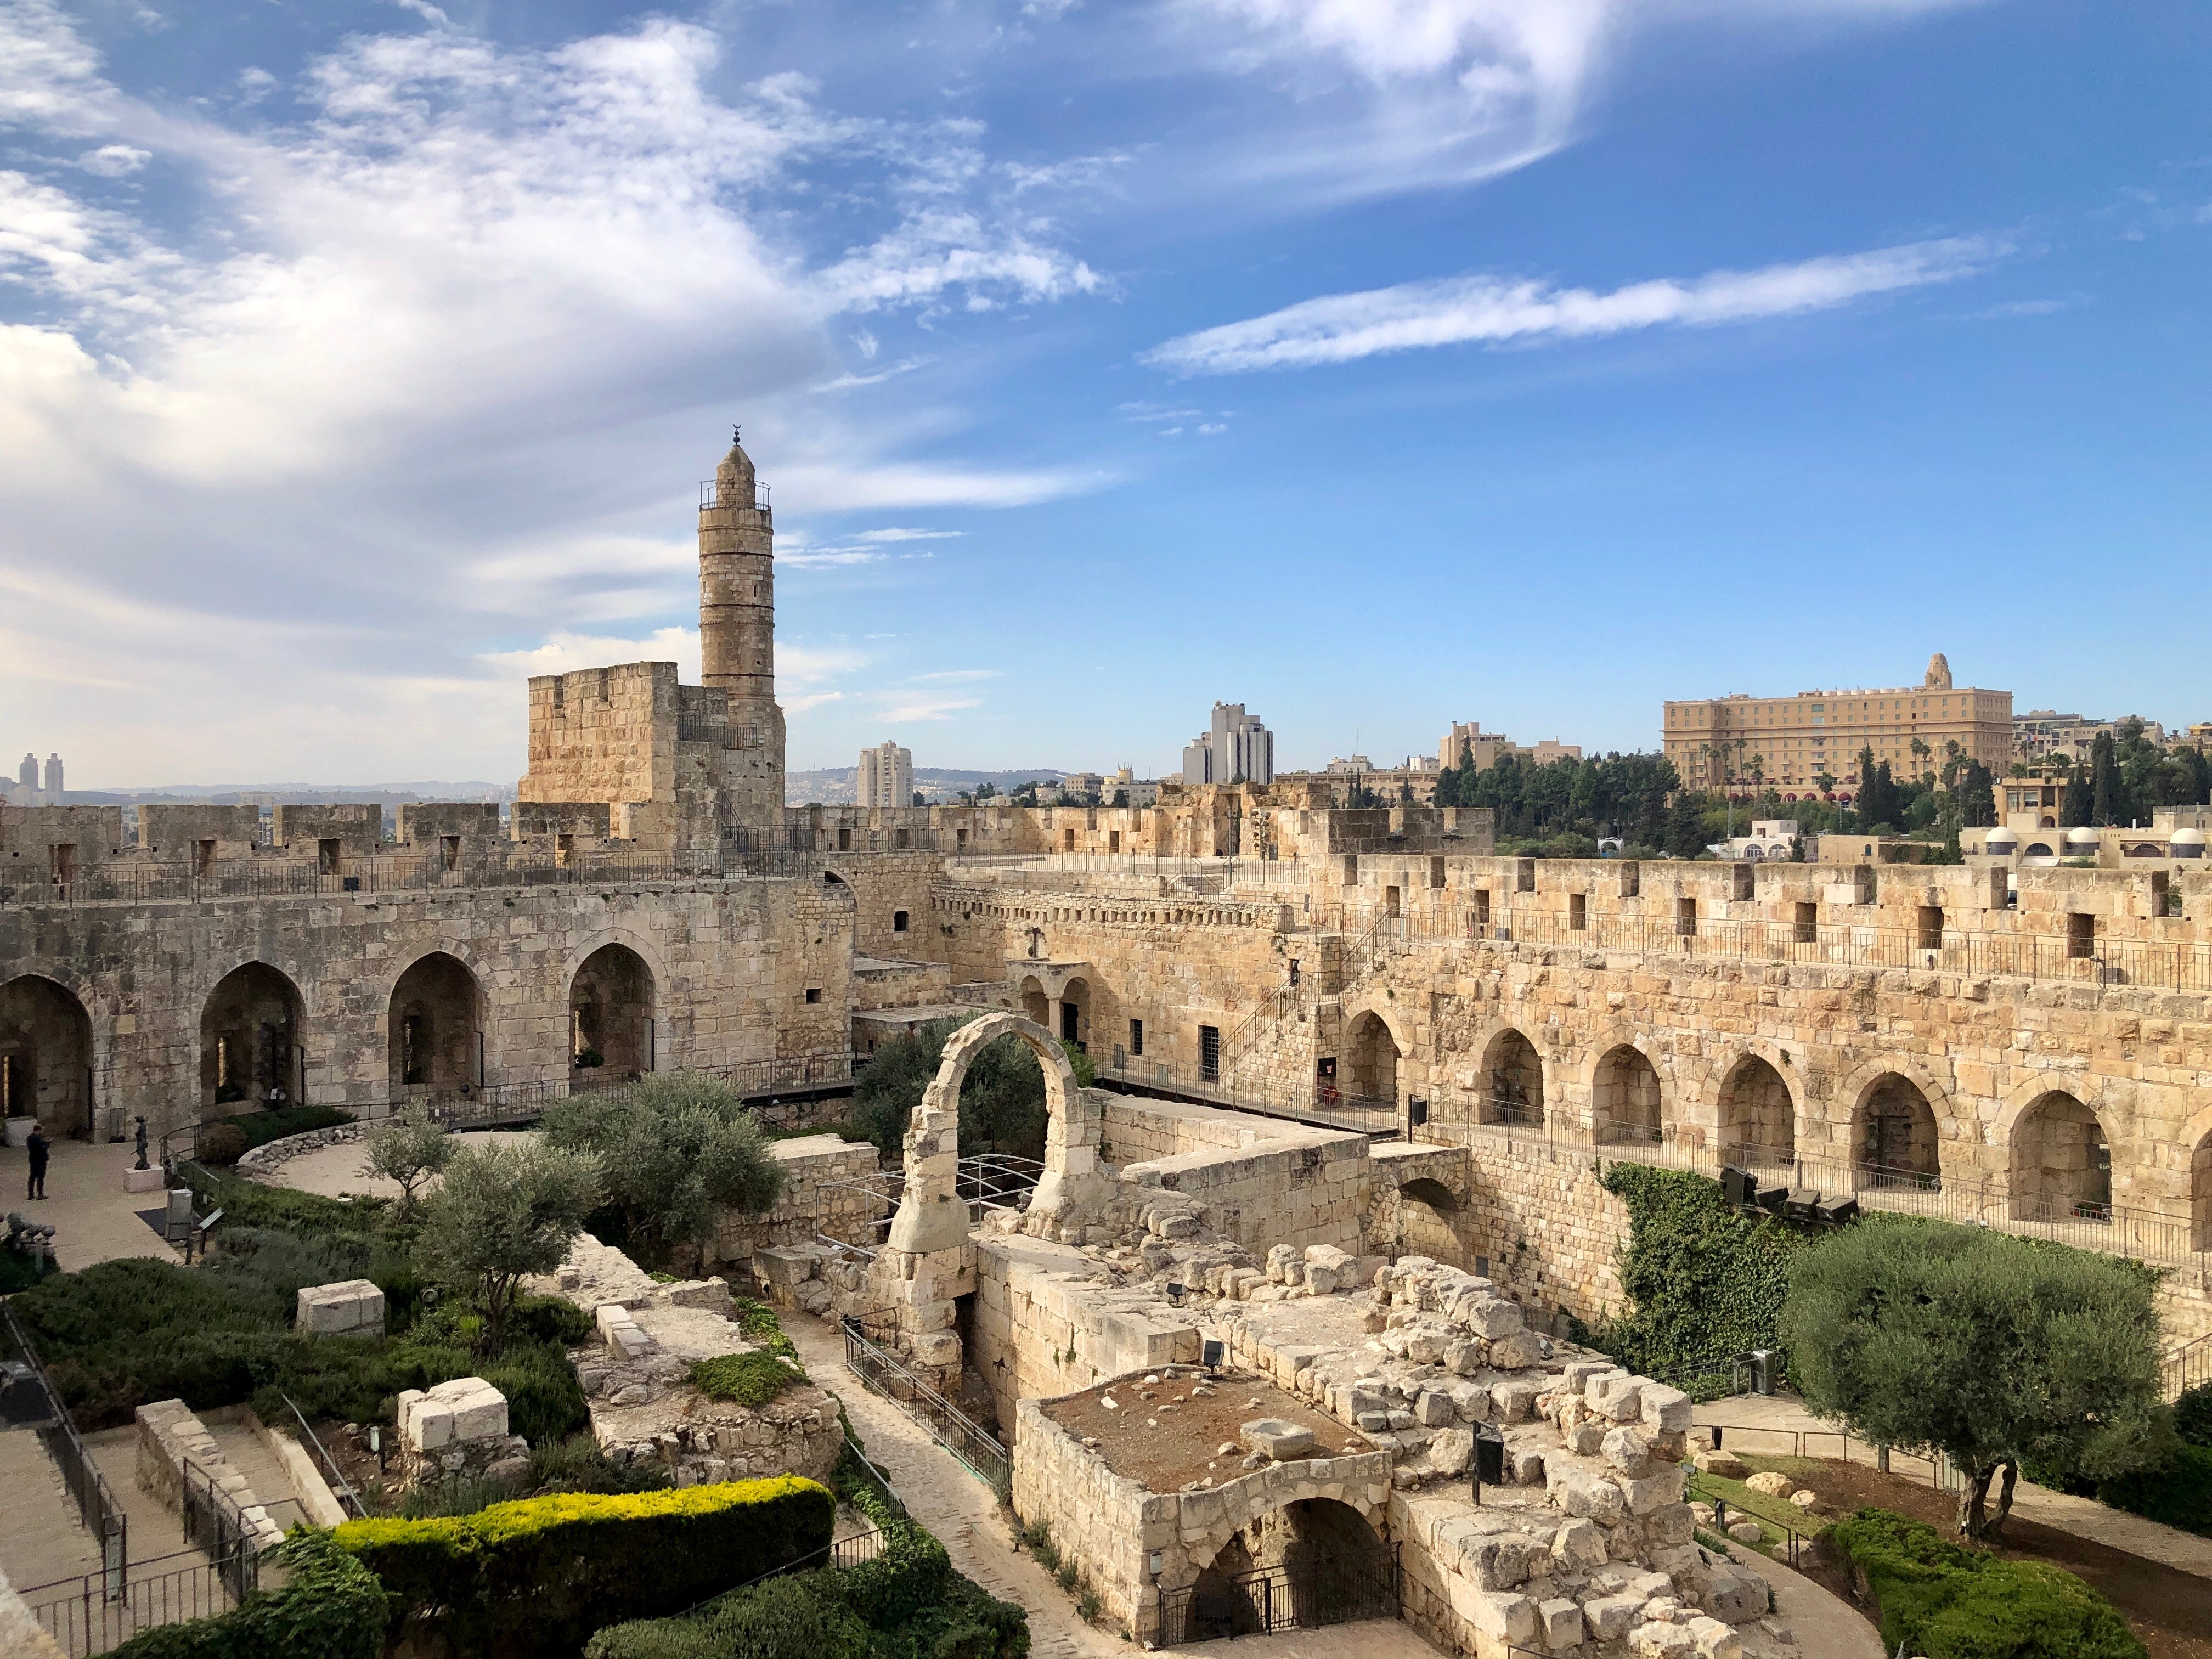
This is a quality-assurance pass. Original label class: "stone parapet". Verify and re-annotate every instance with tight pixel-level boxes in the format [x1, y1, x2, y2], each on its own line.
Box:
[134, 1400, 286, 1557]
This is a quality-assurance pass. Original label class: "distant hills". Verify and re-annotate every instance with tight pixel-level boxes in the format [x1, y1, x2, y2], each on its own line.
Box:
[54, 782, 516, 806]
[788, 766, 1069, 805]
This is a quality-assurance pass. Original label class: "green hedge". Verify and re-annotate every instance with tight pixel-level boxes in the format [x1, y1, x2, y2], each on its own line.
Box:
[1595, 1163, 1815, 1385]
[2099, 1442, 2212, 1538]
[337, 1477, 836, 1659]
[1830, 1508, 2145, 1659]
[690, 1351, 804, 1407]
[584, 1519, 1028, 1659]
[105, 1530, 383, 1659]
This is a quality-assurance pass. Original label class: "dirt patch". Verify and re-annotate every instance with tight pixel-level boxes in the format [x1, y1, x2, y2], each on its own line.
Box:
[1733, 1455, 2212, 1659]
[1041, 1367, 1363, 1494]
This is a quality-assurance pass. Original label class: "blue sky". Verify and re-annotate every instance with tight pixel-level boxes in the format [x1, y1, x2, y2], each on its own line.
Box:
[1, 0, 2206, 786]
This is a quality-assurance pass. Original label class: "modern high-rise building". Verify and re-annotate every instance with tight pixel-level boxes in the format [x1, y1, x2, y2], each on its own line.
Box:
[7, 751, 63, 806]
[857, 741, 913, 808]
[43, 753, 63, 797]
[1181, 703, 1273, 786]
[1663, 654, 2012, 795]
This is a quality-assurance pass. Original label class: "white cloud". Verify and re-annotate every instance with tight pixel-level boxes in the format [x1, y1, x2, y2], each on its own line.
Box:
[1144, 238, 1996, 373]
[854, 527, 962, 542]
[909, 669, 999, 683]
[75, 143, 147, 175]
[479, 627, 702, 682]
[878, 693, 981, 721]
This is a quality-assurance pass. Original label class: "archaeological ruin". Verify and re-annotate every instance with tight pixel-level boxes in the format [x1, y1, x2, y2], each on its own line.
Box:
[6, 435, 2212, 1657]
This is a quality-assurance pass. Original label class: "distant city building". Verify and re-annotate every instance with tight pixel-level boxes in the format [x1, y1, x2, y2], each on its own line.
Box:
[1182, 703, 1273, 786]
[2013, 710, 2169, 768]
[1061, 771, 1106, 800]
[856, 741, 913, 808]
[1664, 654, 2011, 798]
[7, 749, 65, 807]
[1438, 721, 1581, 772]
[1713, 820, 1802, 861]
[1323, 755, 1373, 775]
[1106, 766, 1157, 806]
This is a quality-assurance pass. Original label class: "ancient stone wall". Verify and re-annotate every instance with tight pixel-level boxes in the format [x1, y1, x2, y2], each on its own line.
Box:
[0, 874, 851, 1135]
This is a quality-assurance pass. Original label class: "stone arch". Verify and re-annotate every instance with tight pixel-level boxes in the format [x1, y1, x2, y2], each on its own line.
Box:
[886, 1012, 1101, 1255]
[1849, 1069, 1943, 1183]
[199, 962, 304, 1112]
[1344, 1008, 1401, 1107]
[2187, 1108, 2212, 1254]
[1590, 1042, 1664, 1145]
[1161, 1476, 1391, 1643]
[1480, 1025, 1545, 1127]
[387, 950, 489, 1098]
[1399, 1176, 1460, 1212]
[0, 974, 94, 1134]
[2006, 1088, 2114, 1220]
[1018, 975, 1048, 1028]
[1057, 974, 1090, 1049]
[567, 941, 657, 1080]
[1716, 1052, 1796, 1164]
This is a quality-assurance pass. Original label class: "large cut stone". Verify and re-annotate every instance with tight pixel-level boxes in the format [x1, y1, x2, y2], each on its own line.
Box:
[296, 1279, 385, 1338]
[1239, 1418, 1315, 1460]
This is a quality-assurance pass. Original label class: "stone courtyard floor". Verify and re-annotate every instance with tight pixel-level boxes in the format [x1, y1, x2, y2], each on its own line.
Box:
[266, 1130, 537, 1200]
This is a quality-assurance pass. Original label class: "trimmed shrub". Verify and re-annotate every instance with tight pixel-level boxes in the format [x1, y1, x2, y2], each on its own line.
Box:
[336, 1476, 836, 1659]
[199, 1123, 250, 1165]
[0, 1245, 57, 1295]
[2174, 1382, 2212, 1449]
[217, 1105, 353, 1155]
[105, 1529, 383, 1659]
[1830, 1508, 2145, 1659]
[690, 1351, 804, 1407]
[587, 1572, 870, 1659]
[527, 1433, 674, 1497]
[484, 1340, 592, 1444]
[510, 1293, 597, 1349]
[2100, 1443, 2212, 1538]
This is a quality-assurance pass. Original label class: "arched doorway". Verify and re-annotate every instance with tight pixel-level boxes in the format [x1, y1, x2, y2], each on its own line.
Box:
[1718, 1055, 1795, 1163]
[1393, 1176, 1468, 1265]
[387, 952, 486, 1099]
[1482, 1028, 1543, 1127]
[1345, 1011, 1398, 1106]
[1855, 1073, 1939, 1184]
[0, 975, 93, 1135]
[568, 944, 654, 1080]
[1019, 977, 1048, 1029]
[1179, 1499, 1392, 1641]
[1592, 1045, 1661, 1144]
[2194, 1128, 2212, 1254]
[1057, 976, 1089, 1051]
[2010, 1091, 2111, 1220]
[199, 963, 304, 1111]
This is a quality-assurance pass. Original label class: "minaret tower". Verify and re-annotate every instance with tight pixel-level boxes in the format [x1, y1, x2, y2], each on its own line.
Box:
[698, 428, 785, 818]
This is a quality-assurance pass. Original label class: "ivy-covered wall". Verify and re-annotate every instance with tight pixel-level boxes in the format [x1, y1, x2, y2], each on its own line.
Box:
[1593, 1164, 1818, 1381]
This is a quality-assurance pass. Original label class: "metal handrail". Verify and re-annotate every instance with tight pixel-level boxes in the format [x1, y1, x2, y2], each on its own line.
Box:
[278, 1392, 364, 1517]
[2, 1304, 127, 1583]
[840, 1317, 1008, 1489]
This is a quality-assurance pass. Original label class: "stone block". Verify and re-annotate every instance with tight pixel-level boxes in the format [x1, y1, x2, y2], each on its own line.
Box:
[1444, 1339, 1483, 1374]
[1584, 1594, 1644, 1643]
[1685, 1616, 1741, 1659]
[1545, 1462, 1625, 1525]
[1490, 1331, 1546, 1370]
[1427, 1427, 1472, 1476]
[755, 1246, 817, 1286]
[1629, 1623, 1696, 1658]
[1537, 1596, 1584, 1650]
[1589, 1374, 1644, 1421]
[1646, 1503, 1696, 1546]
[1461, 1296, 1523, 1339]
[1513, 1449, 1547, 1486]
[1702, 1564, 1769, 1624]
[1640, 1384, 1693, 1434]
[1414, 1390, 1456, 1427]
[1465, 1590, 1538, 1645]
[1602, 1426, 1652, 1477]
[296, 1279, 385, 1338]
[1494, 1380, 1541, 1421]
[125, 1165, 167, 1193]
[1239, 1418, 1314, 1460]
[1551, 1519, 1609, 1570]
[1618, 1463, 1688, 1515]
[1693, 1449, 1747, 1479]
[1743, 1471, 1793, 1498]
[1449, 1382, 1490, 1421]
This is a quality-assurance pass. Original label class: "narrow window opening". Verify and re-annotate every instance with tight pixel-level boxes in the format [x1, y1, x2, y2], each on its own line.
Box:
[1569, 893, 1587, 930]
[1128, 1018, 1143, 1058]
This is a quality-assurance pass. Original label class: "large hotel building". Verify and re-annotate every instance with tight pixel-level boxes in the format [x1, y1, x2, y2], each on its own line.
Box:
[1663, 654, 2013, 797]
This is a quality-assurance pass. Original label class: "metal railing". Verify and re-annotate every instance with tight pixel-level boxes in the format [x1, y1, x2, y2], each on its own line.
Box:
[1695, 1420, 1963, 1494]
[2, 1304, 127, 1585]
[178, 1458, 262, 1602]
[840, 1316, 1008, 1490]
[1687, 1485, 1811, 1572]
[1099, 1060, 1400, 1138]
[338, 1050, 857, 1132]
[278, 1392, 365, 1518]
[2164, 1331, 2212, 1402]
[1155, 1548, 1399, 1645]
[1318, 899, 2212, 996]
[24, 1549, 247, 1659]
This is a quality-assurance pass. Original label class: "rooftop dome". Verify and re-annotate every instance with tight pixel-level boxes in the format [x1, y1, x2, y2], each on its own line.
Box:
[2066, 827, 2100, 846]
[2171, 827, 2206, 852]
[1984, 827, 2017, 848]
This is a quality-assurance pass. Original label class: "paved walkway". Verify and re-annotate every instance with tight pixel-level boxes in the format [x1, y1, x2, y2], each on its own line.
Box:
[781, 1313, 1126, 1659]
[8, 1138, 180, 1275]
[1720, 1538, 1882, 1659]
[1699, 1392, 2212, 1581]
[268, 1130, 533, 1201]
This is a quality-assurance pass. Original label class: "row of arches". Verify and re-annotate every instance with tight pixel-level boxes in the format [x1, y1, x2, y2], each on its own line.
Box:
[1339, 1009, 2147, 1223]
[0, 941, 657, 1130]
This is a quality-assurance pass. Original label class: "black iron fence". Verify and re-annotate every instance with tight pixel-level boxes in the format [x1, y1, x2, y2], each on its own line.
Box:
[178, 1459, 262, 1602]
[24, 1549, 248, 1659]
[840, 1316, 1008, 1491]
[1155, 1549, 1399, 1645]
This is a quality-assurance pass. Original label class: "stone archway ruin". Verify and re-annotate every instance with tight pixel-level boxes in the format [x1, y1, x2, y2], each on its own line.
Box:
[0, 974, 94, 1134]
[874, 1012, 1108, 1381]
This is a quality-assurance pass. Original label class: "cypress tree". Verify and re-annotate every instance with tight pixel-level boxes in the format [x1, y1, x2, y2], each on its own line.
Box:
[2061, 763, 2092, 828]
[2090, 731, 2121, 825]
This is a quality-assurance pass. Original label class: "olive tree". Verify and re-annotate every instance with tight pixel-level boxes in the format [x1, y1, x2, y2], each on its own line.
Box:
[359, 1105, 454, 1220]
[542, 1073, 785, 1266]
[1780, 1217, 2172, 1540]
[421, 1140, 601, 1356]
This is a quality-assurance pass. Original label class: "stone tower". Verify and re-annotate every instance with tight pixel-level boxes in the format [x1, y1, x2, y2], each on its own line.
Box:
[1924, 652, 1953, 691]
[699, 432, 786, 818]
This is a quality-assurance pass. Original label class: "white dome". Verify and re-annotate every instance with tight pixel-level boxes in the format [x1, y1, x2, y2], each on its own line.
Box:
[1984, 828, 2018, 849]
[2066, 827, 2101, 846]
[2171, 827, 2206, 853]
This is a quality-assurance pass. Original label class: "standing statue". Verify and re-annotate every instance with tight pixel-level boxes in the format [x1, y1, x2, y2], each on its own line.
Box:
[133, 1115, 149, 1171]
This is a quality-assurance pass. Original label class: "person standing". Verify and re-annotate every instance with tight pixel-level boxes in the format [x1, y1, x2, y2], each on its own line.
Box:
[26, 1125, 50, 1200]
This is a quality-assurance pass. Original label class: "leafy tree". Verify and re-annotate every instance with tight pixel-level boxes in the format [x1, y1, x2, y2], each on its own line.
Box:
[1780, 1218, 2172, 1541]
[2090, 731, 2121, 825]
[542, 1074, 785, 1266]
[359, 1105, 454, 1221]
[1957, 760, 1997, 828]
[422, 1141, 601, 1356]
[1662, 791, 1710, 859]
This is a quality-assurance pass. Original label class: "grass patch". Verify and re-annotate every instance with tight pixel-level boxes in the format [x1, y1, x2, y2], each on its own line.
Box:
[1686, 1455, 1822, 1558]
[690, 1349, 806, 1407]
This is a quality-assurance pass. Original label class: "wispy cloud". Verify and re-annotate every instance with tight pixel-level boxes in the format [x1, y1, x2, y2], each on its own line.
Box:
[1144, 238, 1997, 374]
[854, 527, 962, 543]
[878, 693, 982, 721]
[909, 669, 999, 683]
